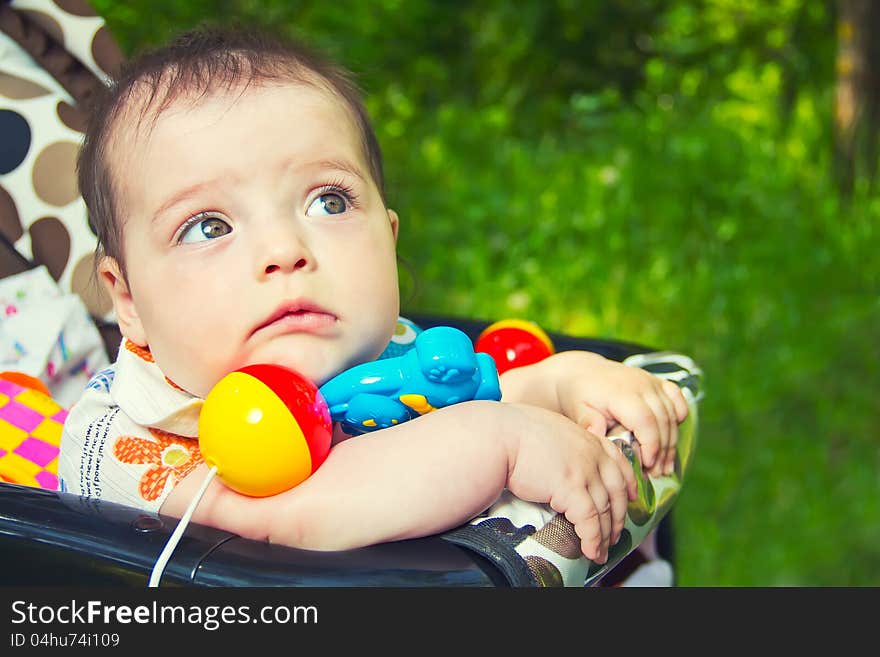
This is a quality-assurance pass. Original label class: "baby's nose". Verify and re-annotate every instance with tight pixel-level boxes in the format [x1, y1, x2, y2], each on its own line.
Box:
[257, 227, 313, 276]
[264, 259, 307, 275]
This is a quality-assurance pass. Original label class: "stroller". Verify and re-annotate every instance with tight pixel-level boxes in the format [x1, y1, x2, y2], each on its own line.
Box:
[0, 0, 701, 587]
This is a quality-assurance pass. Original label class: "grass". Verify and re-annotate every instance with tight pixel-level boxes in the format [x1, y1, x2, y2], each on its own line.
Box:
[386, 100, 879, 585]
[92, 2, 880, 585]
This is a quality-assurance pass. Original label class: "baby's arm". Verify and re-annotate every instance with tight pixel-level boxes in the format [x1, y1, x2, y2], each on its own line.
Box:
[500, 351, 689, 477]
[162, 399, 636, 563]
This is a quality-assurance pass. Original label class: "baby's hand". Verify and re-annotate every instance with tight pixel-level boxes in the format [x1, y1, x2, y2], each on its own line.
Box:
[505, 403, 637, 563]
[550, 351, 689, 477]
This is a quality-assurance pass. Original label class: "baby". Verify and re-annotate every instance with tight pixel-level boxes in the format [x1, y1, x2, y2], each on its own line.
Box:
[58, 25, 688, 565]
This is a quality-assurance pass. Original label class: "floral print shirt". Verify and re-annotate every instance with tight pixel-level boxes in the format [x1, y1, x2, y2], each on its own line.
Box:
[58, 339, 205, 512]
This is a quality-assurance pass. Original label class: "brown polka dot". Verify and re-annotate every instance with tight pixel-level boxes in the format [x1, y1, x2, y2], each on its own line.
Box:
[90, 26, 124, 78]
[0, 185, 24, 243]
[56, 100, 87, 133]
[29, 217, 71, 281]
[524, 556, 564, 587]
[52, 0, 97, 17]
[531, 515, 583, 559]
[32, 142, 80, 207]
[71, 253, 112, 317]
[0, 72, 51, 100]
[21, 11, 64, 47]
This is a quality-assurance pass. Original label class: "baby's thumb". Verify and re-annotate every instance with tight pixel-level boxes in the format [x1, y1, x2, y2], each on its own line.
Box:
[576, 403, 608, 437]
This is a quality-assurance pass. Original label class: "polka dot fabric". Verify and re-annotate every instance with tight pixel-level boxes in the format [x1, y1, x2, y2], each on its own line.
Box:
[0, 1, 122, 319]
[0, 376, 67, 489]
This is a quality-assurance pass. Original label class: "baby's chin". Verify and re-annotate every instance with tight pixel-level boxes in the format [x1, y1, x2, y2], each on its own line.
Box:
[229, 353, 349, 389]
[191, 342, 387, 398]
[243, 338, 390, 386]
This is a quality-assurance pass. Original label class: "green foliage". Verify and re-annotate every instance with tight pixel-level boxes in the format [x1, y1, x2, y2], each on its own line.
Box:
[90, 0, 878, 585]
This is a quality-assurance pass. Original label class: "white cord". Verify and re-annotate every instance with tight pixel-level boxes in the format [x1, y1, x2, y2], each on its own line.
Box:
[148, 465, 218, 588]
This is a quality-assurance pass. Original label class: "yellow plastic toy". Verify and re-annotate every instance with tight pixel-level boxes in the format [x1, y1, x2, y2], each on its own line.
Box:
[198, 363, 332, 497]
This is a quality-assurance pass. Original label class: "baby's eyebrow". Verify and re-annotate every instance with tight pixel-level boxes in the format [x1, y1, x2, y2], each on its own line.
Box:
[150, 159, 367, 224]
[152, 179, 217, 224]
[312, 159, 367, 182]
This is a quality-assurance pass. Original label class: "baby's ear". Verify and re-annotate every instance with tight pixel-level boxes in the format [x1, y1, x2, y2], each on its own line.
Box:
[387, 208, 399, 241]
[98, 256, 148, 347]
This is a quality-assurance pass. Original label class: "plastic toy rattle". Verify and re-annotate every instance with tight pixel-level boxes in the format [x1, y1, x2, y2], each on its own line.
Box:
[474, 318, 555, 374]
[198, 364, 333, 497]
[149, 326, 500, 586]
[199, 325, 500, 497]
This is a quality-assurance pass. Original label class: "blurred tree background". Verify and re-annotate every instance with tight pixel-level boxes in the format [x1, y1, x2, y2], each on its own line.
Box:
[90, 0, 878, 585]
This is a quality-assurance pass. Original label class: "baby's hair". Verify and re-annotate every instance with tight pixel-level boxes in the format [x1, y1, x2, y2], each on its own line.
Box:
[78, 22, 385, 277]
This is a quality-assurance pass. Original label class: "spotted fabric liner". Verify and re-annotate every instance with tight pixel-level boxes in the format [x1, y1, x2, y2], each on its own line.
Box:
[0, 0, 123, 320]
[0, 376, 67, 489]
[441, 350, 703, 587]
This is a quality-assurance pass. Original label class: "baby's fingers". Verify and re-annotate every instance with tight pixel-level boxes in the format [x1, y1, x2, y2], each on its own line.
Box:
[611, 399, 662, 472]
[655, 388, 678, 476]
[641, 394, 671, 477]
[596, 446, 630, 545]
[564, 493, 607, 563]
[663, 379, 690, 422]
[575, 403, 608, 438]
[601, 436, 637, 503]
[587, 477, 613, 561]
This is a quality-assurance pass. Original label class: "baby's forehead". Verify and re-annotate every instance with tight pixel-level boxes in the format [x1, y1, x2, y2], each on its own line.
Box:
[104, 77, 378, 217]
[107, 76, 365, 174]
[117, 75, 348, 137]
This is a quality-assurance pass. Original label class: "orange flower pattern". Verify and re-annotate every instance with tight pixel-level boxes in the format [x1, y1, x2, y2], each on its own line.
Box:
[112, 427, 203, 502]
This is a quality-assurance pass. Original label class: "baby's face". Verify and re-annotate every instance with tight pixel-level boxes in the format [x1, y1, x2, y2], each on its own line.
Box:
[104, 82, 400, 397]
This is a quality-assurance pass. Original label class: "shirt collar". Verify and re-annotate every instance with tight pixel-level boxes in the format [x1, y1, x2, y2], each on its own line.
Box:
[110, 339, 203, 437]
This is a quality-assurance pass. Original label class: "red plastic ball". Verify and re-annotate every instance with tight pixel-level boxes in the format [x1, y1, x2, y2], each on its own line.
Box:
[475, 319, 555, 375]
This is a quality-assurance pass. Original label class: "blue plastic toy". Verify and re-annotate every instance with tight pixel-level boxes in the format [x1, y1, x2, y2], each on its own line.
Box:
[318, 326, 501, 435]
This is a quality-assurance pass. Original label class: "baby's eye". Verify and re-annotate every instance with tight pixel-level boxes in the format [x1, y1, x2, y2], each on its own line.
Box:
[179, 215, 232, 243]
[306, 192, 348, 216]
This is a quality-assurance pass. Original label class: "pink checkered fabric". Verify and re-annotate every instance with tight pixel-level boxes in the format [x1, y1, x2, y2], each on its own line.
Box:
[0, 378, 66, 489]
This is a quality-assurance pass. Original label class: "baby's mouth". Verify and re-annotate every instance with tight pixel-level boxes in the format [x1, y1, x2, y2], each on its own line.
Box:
[251, 302, 337, 337]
